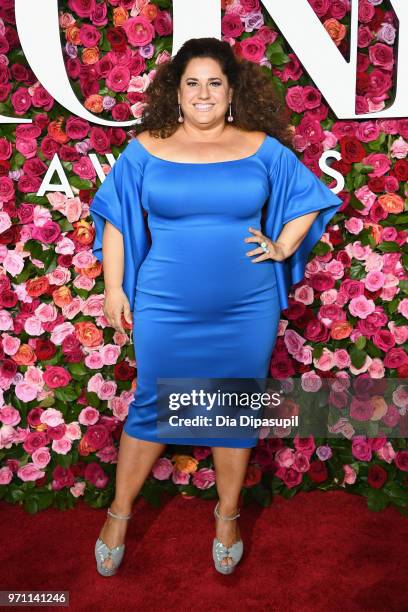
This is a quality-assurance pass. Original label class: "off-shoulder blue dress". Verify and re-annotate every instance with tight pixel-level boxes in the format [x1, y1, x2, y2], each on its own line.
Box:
[89, 134, 343, 448]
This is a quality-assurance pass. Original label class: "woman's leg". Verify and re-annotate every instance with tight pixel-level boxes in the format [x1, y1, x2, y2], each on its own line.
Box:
[99, 431, 166, 570]
[211, 446, 252, 567]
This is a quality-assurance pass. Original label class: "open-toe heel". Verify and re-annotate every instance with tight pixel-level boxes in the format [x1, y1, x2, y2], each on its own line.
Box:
[95, 507, 133, 577]
[212, 501, 243, 575]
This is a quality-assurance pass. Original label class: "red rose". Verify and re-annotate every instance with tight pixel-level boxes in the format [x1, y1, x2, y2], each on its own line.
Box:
[395, 451, 408, 472]
[83, 424, 110, 451]
[367, 465, 388, 489]
[35, 339, 57, 361]
[310, 272, 336, 292]
[43, 365, 72, 389]
[392, 159, 408, 181]
[243, 464, 262, 487]
[340, 136, 367, 163]
[384, 348, 408, 369]
[107, 27, 128, 52]
[114, 360, 136, 381]
[308, 460, 328, 483]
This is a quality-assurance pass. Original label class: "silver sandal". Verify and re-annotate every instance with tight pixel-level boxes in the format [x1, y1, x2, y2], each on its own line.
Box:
[212, 501, 243, 574]
[95, 507, 133, 577]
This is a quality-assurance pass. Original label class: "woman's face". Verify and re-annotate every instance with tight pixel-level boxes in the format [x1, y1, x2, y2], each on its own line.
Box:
[177, 57, 233, 127]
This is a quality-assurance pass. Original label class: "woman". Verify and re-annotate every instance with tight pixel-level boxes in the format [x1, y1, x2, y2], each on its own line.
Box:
[90, 37, 343, 576]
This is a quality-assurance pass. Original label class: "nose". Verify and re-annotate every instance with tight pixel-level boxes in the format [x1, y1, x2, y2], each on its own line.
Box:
[197, 85, 211, 99]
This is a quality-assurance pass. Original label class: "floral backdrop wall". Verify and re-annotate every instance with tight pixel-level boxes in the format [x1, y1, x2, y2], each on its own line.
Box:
[0, 0, 407, 515]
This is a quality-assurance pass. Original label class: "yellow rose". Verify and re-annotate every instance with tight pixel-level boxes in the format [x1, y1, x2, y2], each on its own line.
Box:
[171, 454, 199, 474]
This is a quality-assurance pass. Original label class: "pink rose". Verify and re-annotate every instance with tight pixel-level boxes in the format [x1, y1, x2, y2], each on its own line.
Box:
[11, 87, 32, 115]
[72, 156, 96, 180]
[17, 463, 45, 482]
[32, 447, 51, 468]
[395, 450, 408, 472]
[239, 37, 265, 63]
[345, 217, 364, 235]
[376, 442, 396, 464]
[79, 24, 101, 48]
[342, 464, 357, 485]
[151, 457, 173, 480]
[275, 447, 294, 468]
[314, 348, 335, 371]
[364, 270, 385, 292]
[0, 466, 13, 485]
[301, 371, 323, 392]
[106, 66, 131, 93]
[172, 469, 190, 485]
[398, 298, 408, 318]
[367, 357, 385, 378]
[221, 13, 244, 38]
[79, 407, 100, 426]
[68, 0, 96, 18]
[292, 451, 310, 473]
[284, 329, 306, 356]
[349, 295, 375, 319]
[52, 437, 73, 454]
[333, 349, 351, 369]
[192, 467, 216, 489]
[123, 16, 154, 47]
[0, 406, 20, 426]
[352, 436, 372, 461]
[369, 43, 394, 71]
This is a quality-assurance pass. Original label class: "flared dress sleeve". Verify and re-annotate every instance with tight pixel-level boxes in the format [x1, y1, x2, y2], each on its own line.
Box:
[89, 140, 150, 313]
[263, 143, 343, 312]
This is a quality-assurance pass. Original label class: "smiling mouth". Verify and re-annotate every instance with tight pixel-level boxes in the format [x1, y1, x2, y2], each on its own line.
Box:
[193, 104, 214, 111]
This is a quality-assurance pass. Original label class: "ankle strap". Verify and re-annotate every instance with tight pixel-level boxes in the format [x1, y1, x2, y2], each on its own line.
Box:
[107, 507, 133, 520]
[214, 501, 240, 521]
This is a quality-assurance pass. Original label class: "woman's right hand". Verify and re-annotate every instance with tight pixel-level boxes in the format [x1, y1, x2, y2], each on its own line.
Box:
[103, 287, 133, 333]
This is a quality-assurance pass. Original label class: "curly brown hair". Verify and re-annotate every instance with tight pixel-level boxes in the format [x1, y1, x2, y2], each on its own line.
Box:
[129, 37, 294, 150]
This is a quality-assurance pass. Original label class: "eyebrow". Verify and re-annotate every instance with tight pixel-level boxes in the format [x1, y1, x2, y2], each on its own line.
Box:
[185, 77, 222, 80]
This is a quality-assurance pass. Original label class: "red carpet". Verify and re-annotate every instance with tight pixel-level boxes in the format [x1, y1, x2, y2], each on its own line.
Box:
[1, 490, 407, 612]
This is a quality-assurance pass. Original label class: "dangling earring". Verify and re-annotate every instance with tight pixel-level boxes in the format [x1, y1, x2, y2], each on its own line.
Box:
[227, 102, 233, 123]
[178, 103, 184, 123]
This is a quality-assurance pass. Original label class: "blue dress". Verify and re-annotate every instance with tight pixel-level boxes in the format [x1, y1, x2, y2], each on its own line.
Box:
[89, 134, 343, 448]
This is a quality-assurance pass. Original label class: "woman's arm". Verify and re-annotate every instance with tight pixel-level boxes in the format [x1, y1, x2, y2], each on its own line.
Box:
[246, 210, 320, 262]
[102, 221, 132, 333]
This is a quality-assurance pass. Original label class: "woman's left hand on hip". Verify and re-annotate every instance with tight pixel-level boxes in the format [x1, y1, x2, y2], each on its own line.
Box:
[244, 226, 286, 262]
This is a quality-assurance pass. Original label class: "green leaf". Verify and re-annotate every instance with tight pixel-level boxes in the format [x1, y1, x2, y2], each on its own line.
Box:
[355, 336, 366, 350]
[367, 489, 389, 512]
[68, 362, 88, 377]
[312, 241, 332, 256]
[70, 176, 94, 189]
[350, 347, 367, 369]
[349, 194, 365, 211]
[399, 280, 408, 294]
[377, 241, 401, 253]
[24, 496, 39, 514]
[54, 386, 80, 402]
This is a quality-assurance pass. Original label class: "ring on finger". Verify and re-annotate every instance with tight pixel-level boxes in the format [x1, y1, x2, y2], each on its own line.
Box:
[260, 240, 268, 253]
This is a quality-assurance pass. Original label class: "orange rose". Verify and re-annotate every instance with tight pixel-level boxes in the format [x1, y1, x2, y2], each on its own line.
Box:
[331, 321, 353, 340]
[81, 259, 103, 280]
[113, 6, 128, 26]
[363, 221, 382, 244]
[26, 276, 50, 298]
[171, 454, 198, 474]
[370, 396, 388, 421]
[324, 18, 347, 46]
[75, 321, 104, 347]
[12, 344, 36, 366]
[82, 47, 100, 65]
[52, 286, 73, 309]
[85, 94, 104, 114]
[48, 118, 69, 144]
[72, 220, 96, 247]
[141, 4, 158, 20]
[378, 193, 405, 214]
[78, 437, 93, 456]
[66, 24, 81, 45]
